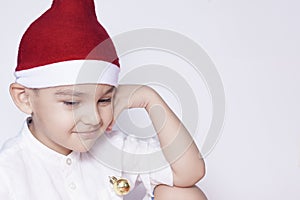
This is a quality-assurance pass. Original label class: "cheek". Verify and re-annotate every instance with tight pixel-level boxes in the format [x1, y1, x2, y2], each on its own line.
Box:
[36, 104, 75, 131]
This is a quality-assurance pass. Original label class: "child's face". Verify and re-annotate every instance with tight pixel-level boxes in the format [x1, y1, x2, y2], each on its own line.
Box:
[28, 84, 115, 155]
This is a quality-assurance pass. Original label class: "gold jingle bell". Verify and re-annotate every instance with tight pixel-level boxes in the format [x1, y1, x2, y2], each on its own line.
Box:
[109, 176, 130, 196]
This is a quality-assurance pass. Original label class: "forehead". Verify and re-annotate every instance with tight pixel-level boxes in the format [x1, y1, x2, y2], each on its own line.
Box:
[39, 84, 114, 96]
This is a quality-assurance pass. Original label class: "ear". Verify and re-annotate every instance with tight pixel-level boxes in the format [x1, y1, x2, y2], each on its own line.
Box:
[9, 83, 33, 115]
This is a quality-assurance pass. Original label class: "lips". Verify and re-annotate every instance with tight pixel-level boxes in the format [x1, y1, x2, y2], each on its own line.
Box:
[74, 129, 101, 140]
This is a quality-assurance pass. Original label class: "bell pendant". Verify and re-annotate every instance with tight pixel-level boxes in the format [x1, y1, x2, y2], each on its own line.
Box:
[109, 176, 130, 196]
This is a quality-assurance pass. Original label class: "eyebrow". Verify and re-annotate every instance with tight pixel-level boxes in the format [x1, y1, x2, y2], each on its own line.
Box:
[54, 87, 114, 97]
[54, 90, 85, 97]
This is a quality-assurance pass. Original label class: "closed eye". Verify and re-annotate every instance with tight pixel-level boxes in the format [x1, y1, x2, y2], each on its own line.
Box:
[63, 101, 79, 106]
[98, 98, 111, 103]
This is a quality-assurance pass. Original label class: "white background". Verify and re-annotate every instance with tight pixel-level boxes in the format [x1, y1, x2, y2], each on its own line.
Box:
[1, 0, 300, 199]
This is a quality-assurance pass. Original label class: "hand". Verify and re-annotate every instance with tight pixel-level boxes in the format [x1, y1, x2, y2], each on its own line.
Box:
[108, 84, 159, 129]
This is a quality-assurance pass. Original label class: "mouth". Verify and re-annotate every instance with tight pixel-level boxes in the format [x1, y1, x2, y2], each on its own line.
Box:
[74, 129, 102, 140]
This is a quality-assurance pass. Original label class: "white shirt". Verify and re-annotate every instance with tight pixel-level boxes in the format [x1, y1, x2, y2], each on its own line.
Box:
[0, 119, 173, 200]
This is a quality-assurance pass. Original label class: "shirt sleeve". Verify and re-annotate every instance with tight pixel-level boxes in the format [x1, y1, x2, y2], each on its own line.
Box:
[121, 134, 174, 200]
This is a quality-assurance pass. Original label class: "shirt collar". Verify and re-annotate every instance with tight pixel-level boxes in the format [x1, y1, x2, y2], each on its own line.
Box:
[22, 117, 80, 166]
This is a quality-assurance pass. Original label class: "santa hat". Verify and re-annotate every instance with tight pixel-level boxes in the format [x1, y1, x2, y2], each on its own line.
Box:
[15, 0, 120, 88]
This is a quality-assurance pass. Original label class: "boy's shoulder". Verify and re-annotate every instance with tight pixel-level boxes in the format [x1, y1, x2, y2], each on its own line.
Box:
[0, 134, 25, 168]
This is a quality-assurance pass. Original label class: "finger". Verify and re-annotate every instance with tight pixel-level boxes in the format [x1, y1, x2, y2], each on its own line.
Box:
[113, 103, 122, 123]
[112, 90, 123, 124]
[106, 120, 114, 132]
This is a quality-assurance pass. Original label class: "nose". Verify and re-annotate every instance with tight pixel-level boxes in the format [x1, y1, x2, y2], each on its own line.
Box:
[76, 104, 102, 126]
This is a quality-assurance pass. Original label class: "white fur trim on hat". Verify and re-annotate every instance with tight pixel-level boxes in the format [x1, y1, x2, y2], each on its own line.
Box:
[14, 60, 120, 88]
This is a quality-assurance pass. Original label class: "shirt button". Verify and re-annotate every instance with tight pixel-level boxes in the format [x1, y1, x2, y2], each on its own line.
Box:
[66, 158, 72, 165]
[69, 182, 76, 190]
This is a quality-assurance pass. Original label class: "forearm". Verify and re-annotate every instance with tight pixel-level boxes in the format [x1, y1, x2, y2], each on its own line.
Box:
[145, 88, 205, 187]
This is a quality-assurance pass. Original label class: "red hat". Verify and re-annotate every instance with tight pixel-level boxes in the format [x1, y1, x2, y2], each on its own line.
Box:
[15, 0, 120, 88]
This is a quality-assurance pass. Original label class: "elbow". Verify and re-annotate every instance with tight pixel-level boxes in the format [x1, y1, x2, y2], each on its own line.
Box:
[188, 163, 206, 186]
[193, 164, 206, 184]
[190, 158, 206, 185]
[174, 160, 206, 187]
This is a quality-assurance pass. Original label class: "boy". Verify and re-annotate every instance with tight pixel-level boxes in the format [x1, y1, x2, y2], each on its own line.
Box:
[0, 0, 206, 199]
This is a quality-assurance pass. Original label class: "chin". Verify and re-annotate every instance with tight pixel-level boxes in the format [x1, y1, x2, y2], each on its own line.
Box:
[74, 142, 96, 153]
